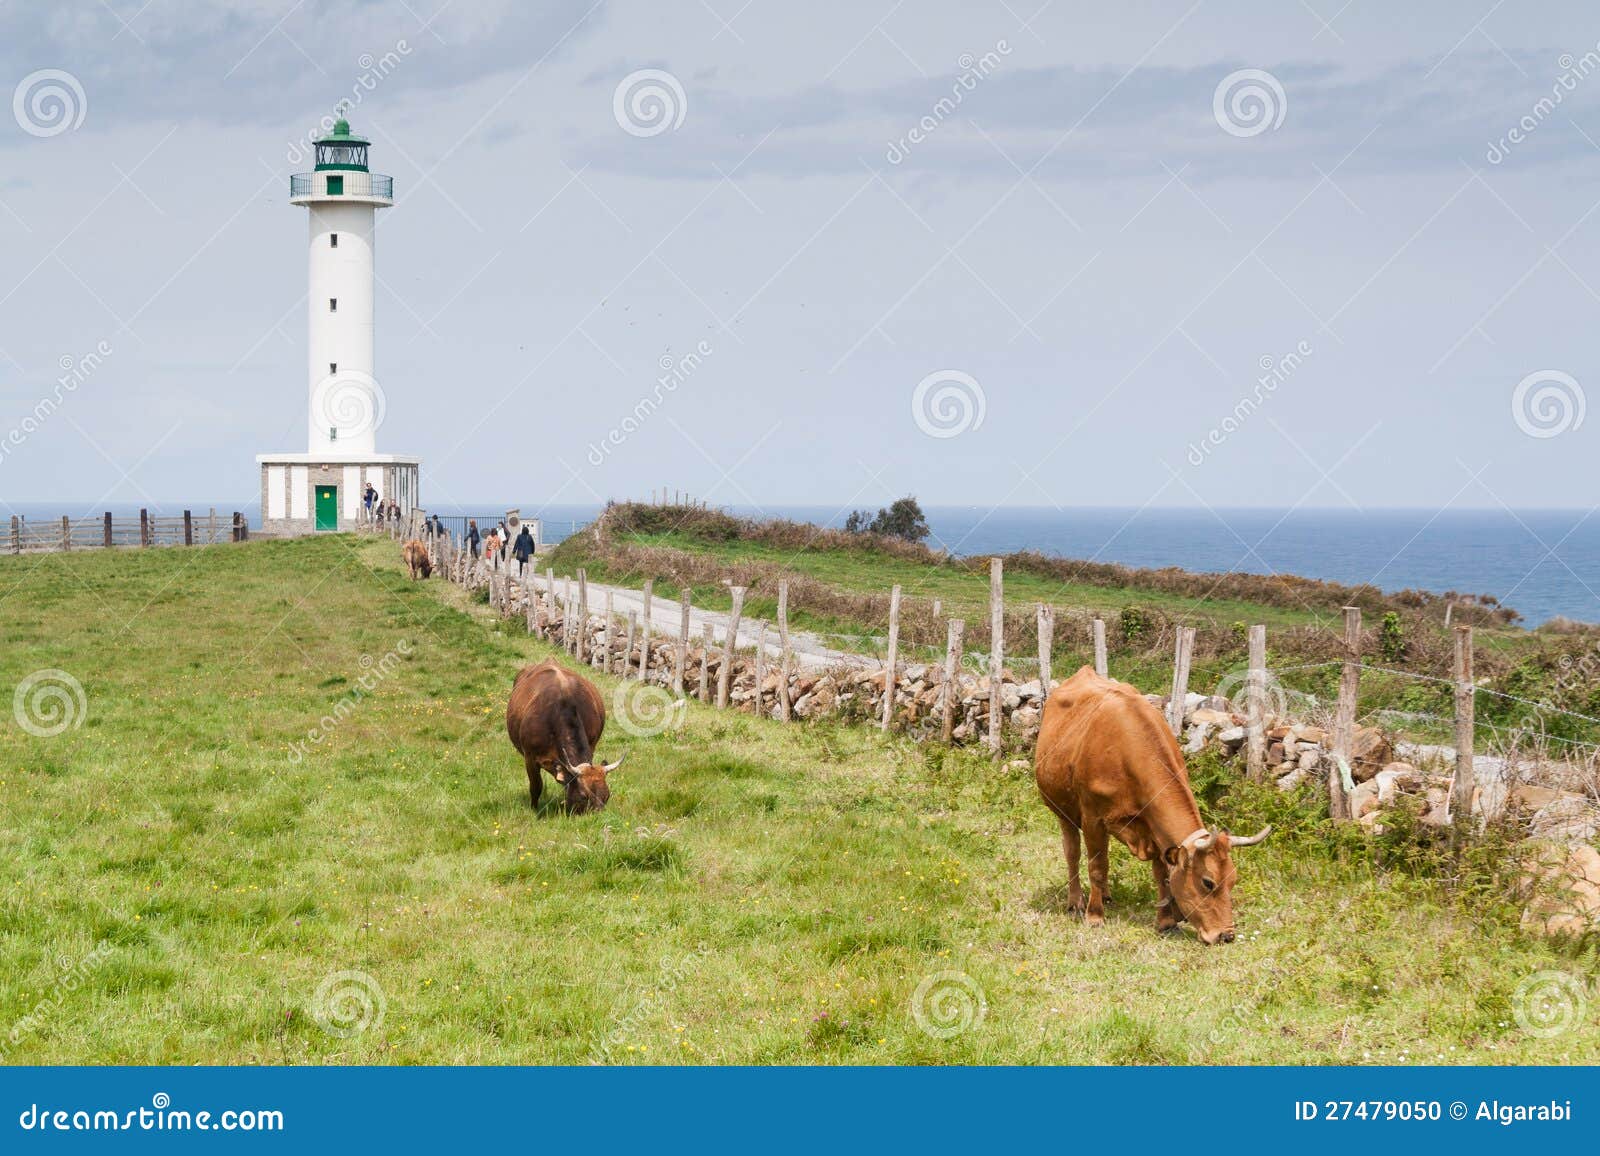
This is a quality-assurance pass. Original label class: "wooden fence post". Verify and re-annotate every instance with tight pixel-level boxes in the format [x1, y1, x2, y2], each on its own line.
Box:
[624, 612, 638, 675]
[1452, 625, 1475, 831]
[208, 508, 217, 544]
[61, 515, 71, 552]
[675, 589, 692, 696]
[637, 579, 654, 681]
[11, 515, 21, 554]
[1092, 618, 1107, 678]
[1330, 606, 1361, 822]
[576, 570, 589, 662]
[881, 584, 902, 730]
[562, 576, 574, 652]
[699, 624, 713, 703]
[988, 559, 1003, 758]
[601, 590, 615, 671]
[1246, 624, 1268, 783]
[718, 587, 747, 709]
[777, 580, 793, 722]
[545, 568, 556, 634]
[754, 622, 767, 717]
[104, 511, 113, 548]
[942, 618, 965, 744]
[1166, 626, 1195, 736]
[183, 509, 193, 546]
[1036, 603, 1054, 690]
[139, 508, 149, 548]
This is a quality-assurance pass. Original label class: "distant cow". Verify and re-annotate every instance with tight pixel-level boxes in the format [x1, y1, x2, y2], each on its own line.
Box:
[402, 539, 432, 580]
[505, 660, 624, 813]
[1034, 666, 1270, 945]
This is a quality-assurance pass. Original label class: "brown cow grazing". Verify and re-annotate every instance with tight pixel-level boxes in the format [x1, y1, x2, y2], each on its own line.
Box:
[402, 539, 432, 580]
[505, 660, 624, 813]
[1034, 666, 1270, 945]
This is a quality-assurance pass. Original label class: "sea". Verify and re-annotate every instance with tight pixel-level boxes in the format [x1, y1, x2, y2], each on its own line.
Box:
[8, 501, 1598, 627]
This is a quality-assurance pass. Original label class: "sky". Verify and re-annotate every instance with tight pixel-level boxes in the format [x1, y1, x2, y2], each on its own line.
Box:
[2, 0, 1600, 516]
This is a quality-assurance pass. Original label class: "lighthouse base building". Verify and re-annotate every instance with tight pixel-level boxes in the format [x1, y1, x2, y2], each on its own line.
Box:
[257, 118, 421, 536]
[256, 453, 420, 535]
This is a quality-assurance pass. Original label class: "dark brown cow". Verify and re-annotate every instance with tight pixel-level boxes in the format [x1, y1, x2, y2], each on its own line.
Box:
[402, 539, 431, 580]
[1034, 666, 1269, 944]
[505, 660, 623, 813]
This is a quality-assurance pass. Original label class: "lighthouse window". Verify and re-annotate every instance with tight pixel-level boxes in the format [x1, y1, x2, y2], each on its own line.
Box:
[329, 298, 337, 312]
[329, 233, 338, 248]
[329, 362, 337, 375]
[329, 427, 338, 442]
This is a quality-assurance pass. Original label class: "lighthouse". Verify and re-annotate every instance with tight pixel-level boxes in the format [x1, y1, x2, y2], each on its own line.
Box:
[257, 118, 421, 534]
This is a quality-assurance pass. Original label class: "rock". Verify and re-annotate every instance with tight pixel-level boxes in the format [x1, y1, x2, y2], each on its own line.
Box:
[1190, 708, 1236, 728]
[1290, 724, 1329, 746]
[1349, 779, 1380, 818]
[792, 693, 814, 718]
[1015, 680, 1043, 700]
[1419, 787, 1453, 827]
[1349, 726, 1394, 782]
[1528, 795, 1600, 844]
[1217, 725, 1246, 751]
[1276, 768, 1306, 791]
[1012, 705, 1041, 731]
[1266, 740, 1284, 767]
[1521, 844, 1600, 937]
[1374, 764, 1422, 806]
[1296, 746, 1320, 773]
[1183, 723, 1213, 753]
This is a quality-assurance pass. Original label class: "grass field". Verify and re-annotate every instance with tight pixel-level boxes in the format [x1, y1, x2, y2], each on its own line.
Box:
[0, 535, 1595, 1064]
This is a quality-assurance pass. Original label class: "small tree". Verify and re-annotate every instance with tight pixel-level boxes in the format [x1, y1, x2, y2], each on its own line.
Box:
[1380, 611, 1406, 662]
[844, 496, 930, 543]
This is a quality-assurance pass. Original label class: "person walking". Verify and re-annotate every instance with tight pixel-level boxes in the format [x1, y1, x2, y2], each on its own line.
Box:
[495, 520, 510, 563]
[467, 519, 481, 560]
[362, 483, 377, 523]
[512, 524, 535, 575]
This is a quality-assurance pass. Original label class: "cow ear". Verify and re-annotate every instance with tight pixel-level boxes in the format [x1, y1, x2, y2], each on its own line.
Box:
[551, 766, 572, 784]
[1163, 844, 1182, 866]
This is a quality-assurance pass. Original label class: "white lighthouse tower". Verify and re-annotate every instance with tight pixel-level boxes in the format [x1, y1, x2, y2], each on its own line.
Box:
[257, 118, 420, 534]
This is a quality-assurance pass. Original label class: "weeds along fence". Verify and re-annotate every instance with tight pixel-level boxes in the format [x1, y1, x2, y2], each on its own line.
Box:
[415, 531, 1600, 830]
[7, 509, 248, 553]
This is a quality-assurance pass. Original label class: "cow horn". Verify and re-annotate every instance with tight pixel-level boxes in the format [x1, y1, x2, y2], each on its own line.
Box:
[1228, 825, 1272, 848]
[1185, 830, 1215, 851]
[602, 753, 626, 773]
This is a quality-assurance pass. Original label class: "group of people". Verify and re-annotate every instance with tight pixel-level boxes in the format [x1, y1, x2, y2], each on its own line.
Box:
[362, 483, 400, 526]
[466, 518, 535, 573]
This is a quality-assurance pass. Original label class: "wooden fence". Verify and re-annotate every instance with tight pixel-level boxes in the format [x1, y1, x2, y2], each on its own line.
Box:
[422, 530, 1497, 828]
[7, 509, 248, 554]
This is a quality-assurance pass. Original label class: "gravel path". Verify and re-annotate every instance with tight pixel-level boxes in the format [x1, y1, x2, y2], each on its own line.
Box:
[521, 568, 875, 671]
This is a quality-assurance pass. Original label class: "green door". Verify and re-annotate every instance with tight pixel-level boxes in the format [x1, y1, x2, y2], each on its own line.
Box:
[326, 175, 344, 195]
[315, 486, 338, 531]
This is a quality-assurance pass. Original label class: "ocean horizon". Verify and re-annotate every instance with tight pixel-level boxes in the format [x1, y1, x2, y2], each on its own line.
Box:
[8, 501, 1597, 627]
